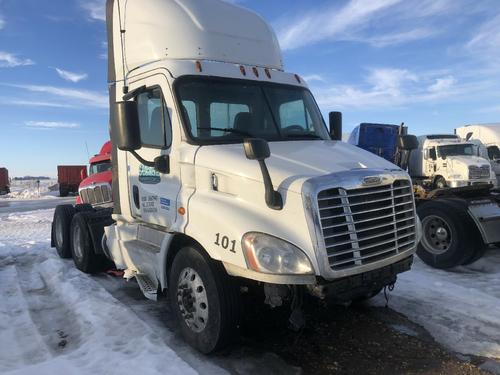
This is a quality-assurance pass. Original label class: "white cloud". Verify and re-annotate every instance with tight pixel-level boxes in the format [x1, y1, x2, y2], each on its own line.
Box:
[81, 1, 105, 21]
[55, 68, 88, 83]
[25, 121, 80, 129]
[275, 0, 463, 50]
[0, 98, 75, 108]
[8, 84, 108, 108]
[311, 68, 469, 110]
[277, 0, 401, 50]
[302, 74, 325, 83]
[0, 51, 34, 68]
[467, 13, 500, 62]
[0, 16, 5, 30]
[428, 76, 456, 93]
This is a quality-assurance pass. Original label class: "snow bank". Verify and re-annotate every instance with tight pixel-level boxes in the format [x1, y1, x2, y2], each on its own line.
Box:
[0, 209, 198, 375]
[373, 251, 500, 359]
[1, 180, 59, 200]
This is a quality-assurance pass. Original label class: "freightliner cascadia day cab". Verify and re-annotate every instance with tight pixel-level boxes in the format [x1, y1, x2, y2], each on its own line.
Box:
[52, 0, 421, 353]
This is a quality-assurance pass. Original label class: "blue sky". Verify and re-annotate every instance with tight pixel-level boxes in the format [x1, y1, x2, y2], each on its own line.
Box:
[0, 0, 499, 176]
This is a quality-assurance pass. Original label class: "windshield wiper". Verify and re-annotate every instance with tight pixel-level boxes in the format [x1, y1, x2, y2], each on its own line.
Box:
[197, 127, 253, 137]
[284, 133, 322, 139]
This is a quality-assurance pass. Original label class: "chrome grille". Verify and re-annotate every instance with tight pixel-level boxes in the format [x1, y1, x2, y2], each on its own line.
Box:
[469, 165, 490, 179]
[79, 184, 112, 206]
[317, 180, 416, 271]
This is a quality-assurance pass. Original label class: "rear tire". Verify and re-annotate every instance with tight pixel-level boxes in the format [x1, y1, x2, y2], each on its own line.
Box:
[462, 246, 487, 265]
[417, 200, 480, 268]
[169, 246, 240, 354]
[70, 213, 108, 274]
[52, 205, 76, 258]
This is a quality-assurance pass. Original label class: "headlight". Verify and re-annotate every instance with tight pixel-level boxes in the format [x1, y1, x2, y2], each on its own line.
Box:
[242, 232, 314, 275]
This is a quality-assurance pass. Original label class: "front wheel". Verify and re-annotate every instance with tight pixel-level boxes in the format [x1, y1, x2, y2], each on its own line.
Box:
[433, 176, 447, 190]
[169, 246, 240, 354]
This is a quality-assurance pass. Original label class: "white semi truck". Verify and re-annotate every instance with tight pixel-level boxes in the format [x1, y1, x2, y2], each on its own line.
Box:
[456, 124, 500, 186]
[52, 0, 421, 353]
[408, 135, 496, 189]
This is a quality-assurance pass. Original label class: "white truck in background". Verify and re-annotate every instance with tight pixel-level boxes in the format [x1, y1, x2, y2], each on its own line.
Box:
[456, 124, 500, 186]
[408, 134, 496, 189]
[51, 0, 421, 353]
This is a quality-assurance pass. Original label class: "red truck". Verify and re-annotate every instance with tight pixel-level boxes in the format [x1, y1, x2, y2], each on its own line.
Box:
[57, 165, 87, 197]
[0, 168, 10, 195]
[76, 141, 113, 207]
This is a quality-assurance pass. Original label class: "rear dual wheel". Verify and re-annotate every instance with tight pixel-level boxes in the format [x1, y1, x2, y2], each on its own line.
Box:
[70, 213, 109, 274]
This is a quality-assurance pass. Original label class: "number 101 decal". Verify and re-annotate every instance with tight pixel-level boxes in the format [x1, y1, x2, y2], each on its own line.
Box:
[214, 233, 236, 253]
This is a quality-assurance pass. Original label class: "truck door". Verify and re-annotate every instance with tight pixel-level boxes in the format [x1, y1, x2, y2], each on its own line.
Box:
[126, 76, 179, 228]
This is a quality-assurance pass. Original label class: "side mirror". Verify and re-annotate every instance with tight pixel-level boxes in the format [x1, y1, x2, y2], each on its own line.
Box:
[398, 134, 418, 151]
[329, 111, 342, 141]
[429, 148, 437, 161]
[244, 138, 270, 161]
[243, 138, 282, 210]
[465, 132, 473, 141]
[113, 101, 141, 151]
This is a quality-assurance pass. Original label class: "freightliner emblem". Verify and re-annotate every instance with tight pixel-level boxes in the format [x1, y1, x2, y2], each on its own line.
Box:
[362, 176, 382, 186]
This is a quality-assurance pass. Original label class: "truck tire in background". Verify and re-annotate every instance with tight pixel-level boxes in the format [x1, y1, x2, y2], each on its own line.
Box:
[417, 200, 482, 268]
[52, 205, 76, 258]
[59, 185, 69, 197]
[169, 246, 241, 354]
[433, 176, 447, 190]
[70, 213, 109, 274]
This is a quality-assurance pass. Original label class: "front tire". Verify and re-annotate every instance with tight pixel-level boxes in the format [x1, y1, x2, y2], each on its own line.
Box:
[169, 246, 240, 354]
[70, 213, 108, 274]
[52, 205, 76, 258]
[417, 200, 480, 268]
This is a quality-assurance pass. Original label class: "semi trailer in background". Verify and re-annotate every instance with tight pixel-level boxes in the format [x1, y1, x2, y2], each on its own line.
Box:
[52, 0, 422, 353]
[0, 167, 10, 195]
[76, 141, 113, 207]
[349, 123, 500, 269]
[456, 123, 500, 186]
[57, 165, 87, 197]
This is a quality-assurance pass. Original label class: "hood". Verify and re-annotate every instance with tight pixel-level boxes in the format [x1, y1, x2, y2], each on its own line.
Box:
[195, 140, 400, 192]
[79, 170, 113, 190]
[446, 155, 490, 167]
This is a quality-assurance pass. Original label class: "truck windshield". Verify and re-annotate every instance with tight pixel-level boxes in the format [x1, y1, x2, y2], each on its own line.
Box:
[176, 77, 330, 144]
[89, 161, 112, 175]
[437, 144, 474, 158]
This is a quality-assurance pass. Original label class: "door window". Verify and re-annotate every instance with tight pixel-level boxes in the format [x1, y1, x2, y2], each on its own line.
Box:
[136, 88, 172, 148]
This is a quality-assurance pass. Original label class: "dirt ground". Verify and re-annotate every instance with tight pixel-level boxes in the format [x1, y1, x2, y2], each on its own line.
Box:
[226, 293, 493, 375]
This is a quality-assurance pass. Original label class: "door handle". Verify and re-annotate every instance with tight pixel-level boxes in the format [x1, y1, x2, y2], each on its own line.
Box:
[133, 185, 140, 209]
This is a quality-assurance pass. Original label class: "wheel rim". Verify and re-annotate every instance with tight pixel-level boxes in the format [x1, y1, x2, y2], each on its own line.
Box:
[176, 267, 209, 333]
[72, 225, 84, 261]
[55, 216, 64, 247]
[421, 215, 452, 255]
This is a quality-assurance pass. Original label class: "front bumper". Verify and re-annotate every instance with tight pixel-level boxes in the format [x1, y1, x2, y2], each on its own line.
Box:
[449, 179, 495, 188]
[308, 255, 413, 302]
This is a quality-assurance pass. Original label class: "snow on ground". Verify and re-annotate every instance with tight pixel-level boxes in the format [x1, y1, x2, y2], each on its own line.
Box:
[1, 206, 500, 374]
[373, 251, 500, 359]
[0, 209, 200, 375]
[1, 180, 59, 200]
